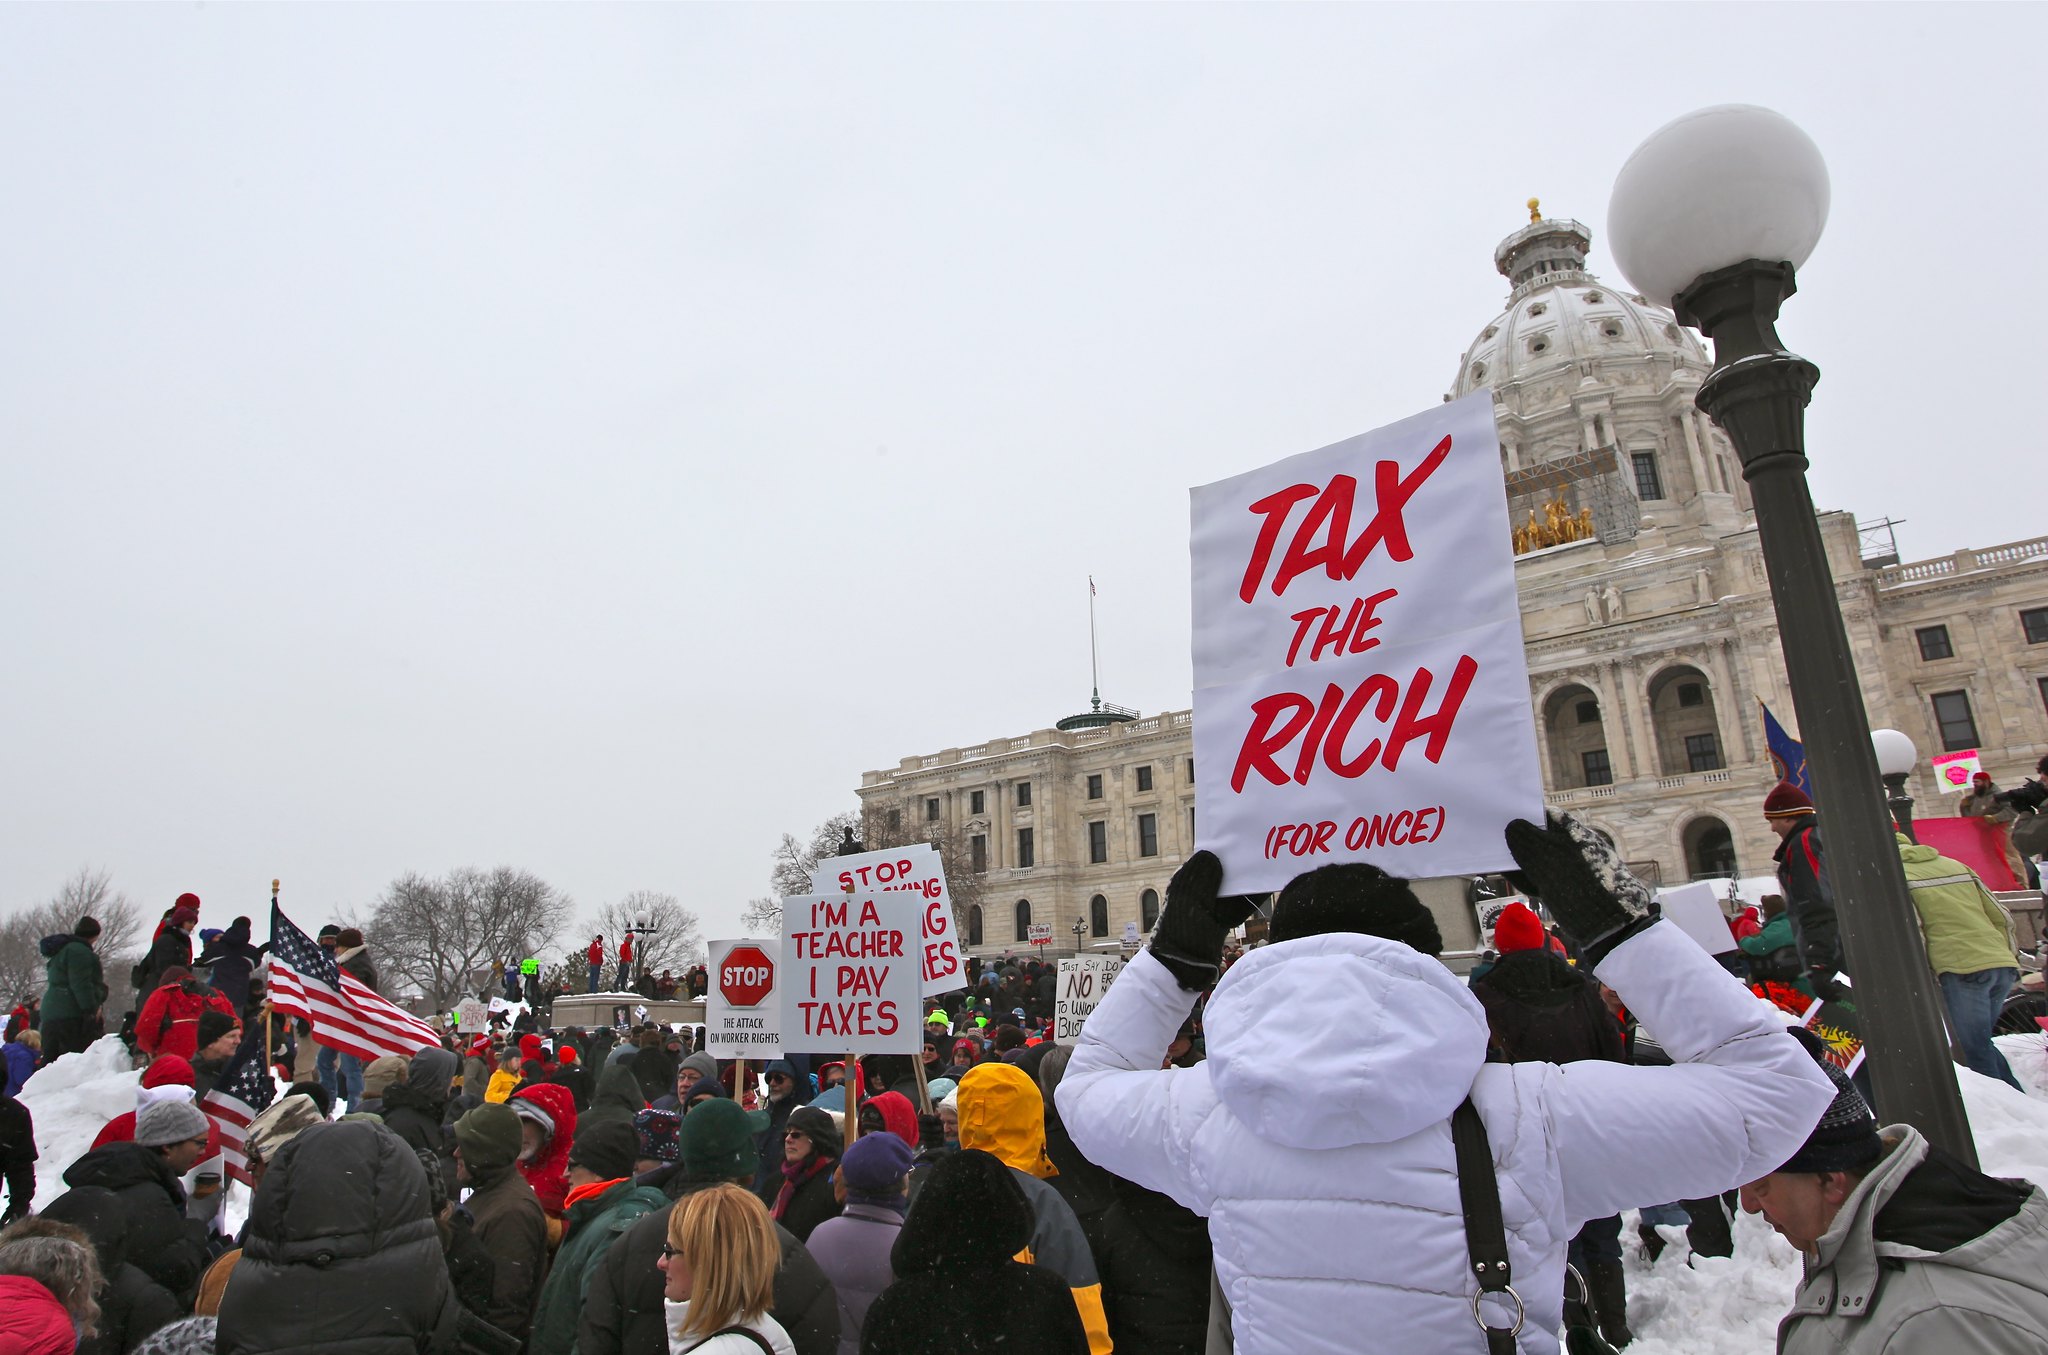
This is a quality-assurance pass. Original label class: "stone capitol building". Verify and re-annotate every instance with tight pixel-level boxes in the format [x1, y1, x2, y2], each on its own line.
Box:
[858, 207, 2048, 958]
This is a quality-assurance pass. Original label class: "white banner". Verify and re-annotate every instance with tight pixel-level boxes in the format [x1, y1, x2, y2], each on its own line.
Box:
[1656, 881, 1739, 956]
[704, 939, 781, 1058]
[1190, 392, 1543, 892]
[1055, 955, 1125, 1045]
[454, 999, 489, 1030]
[810, 843, 967, 997]
[780, 892, 924, 1054]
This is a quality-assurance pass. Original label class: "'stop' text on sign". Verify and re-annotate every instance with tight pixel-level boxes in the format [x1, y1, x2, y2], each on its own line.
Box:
[1189, 392, 1544, 892]
[809, 843, 965, 997]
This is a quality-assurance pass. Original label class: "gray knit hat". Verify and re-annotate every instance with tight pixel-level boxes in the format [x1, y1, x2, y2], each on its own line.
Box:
[132, 1317, 218, 1355]
[134, 1098, 210, 1148]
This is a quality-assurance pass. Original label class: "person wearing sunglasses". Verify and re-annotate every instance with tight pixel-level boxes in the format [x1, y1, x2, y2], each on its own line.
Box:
[770, 1109, 841, 1244]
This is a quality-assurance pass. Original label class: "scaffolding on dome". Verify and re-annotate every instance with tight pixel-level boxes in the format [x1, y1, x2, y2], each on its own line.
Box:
[1505, 446, 1640, 554]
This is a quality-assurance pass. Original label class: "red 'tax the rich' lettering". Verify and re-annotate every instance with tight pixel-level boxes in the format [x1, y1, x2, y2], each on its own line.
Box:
[1229, 655, 1480, 792]
[1237, 435, 1453, 603]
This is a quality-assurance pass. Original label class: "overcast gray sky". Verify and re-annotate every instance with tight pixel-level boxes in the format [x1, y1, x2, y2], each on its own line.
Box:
[4, 3, 2042, 951]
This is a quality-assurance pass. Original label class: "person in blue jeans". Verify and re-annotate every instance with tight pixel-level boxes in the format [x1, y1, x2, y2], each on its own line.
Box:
[1898, 832, 2026, 1093]
[315, 1043, 367, 1111]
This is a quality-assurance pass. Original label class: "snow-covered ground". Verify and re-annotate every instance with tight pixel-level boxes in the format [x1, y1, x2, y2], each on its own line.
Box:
[13, 1031, 2048, 1352]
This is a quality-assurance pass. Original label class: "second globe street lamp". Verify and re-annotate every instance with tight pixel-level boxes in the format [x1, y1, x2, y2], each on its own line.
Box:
[1607, 104, 1975, 1164]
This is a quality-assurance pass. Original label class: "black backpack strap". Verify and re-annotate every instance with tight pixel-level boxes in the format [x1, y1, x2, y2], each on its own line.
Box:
[684, 1326, 776, 1354]
[1451, 1098, 1523, 1354]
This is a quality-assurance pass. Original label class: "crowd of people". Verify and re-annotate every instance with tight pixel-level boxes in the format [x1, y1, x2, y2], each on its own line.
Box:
[2, 789, 2048, 1353]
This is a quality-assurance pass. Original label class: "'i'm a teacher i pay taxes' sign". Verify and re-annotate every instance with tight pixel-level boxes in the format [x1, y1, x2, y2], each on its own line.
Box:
[1190, 391, 1543, 893]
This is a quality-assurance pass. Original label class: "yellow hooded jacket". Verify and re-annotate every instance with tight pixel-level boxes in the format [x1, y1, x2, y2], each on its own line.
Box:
[958, 1062, 1113, 1355]
[485, 1068, 521, 1104]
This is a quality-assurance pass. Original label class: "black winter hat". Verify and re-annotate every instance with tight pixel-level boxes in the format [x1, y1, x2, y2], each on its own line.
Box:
[75, 916, 102, 941]
[891, 1148, 1032, 1275]
[196, 1008, 240, 1052]
[1267, 861, 1443, 956]
[567, 1119, 641, 1182]
[786, 1105, 843, 1160]
[1778, 1028, 1885, 1175]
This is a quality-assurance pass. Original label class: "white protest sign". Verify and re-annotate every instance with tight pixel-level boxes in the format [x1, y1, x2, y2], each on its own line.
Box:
[1472, 895, 1531, 948]
[454, 999, 489, 1030]
[1055, 955, 1125, 1045]
[810, 843, 967, 997]
[780, 892, 924, 1054]
[487, 996, 510, 1014]
[704, 939, 781, 1058]
[1656, 881, 1739, 956]
[1190, 391, 1543, 892]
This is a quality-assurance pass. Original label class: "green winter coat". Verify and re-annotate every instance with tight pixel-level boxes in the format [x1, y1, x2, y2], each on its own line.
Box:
[1897, 835, 2017, 978]
[526, 1177, 669, 1355]
[41, 934, 107, 1021]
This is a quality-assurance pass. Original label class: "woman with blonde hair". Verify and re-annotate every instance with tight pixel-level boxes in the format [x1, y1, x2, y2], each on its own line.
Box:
[660, 1183, 795, 1354]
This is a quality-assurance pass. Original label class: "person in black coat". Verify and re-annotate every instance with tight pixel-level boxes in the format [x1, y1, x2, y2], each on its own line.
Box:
[1031, 1043, 1212, 1355]
[1466, 902, 1632, 1347]
[771, 1106, 842, 1243]
[862, 1148, 1089, 1355]
[576, 1098, 840, 1355]
[39, 1185, 183, 1355]
[61, 1103, 217, 1307]
[547, 1047, 592, 1112]
[381, 1047, 460, 1197]
[193, 918, 267, 1018]
[216, 1120, 460, 1355]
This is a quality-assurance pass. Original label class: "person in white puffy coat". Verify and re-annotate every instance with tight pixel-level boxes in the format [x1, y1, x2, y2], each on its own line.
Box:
[1057, 811, 1835, 1355]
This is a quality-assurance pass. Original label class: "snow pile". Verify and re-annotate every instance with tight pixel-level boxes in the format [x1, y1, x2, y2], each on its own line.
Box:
[1625, 1035, 2048, 1354]
[16, 1036, 142, 1211]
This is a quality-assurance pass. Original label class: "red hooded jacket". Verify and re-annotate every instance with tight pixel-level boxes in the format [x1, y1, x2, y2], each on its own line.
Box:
[864, 1089, 920, 1148]
[510, 1080, 578, 1216]
[136, 978, 237, 1061]
[0, 1275, 74, 1355]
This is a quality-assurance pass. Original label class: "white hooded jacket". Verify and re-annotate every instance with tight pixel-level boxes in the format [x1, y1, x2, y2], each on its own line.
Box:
[1057, 921, 1833, 1355]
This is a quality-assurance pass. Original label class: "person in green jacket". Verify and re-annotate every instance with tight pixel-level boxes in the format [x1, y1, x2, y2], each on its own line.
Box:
[1737, 895, 1812, 997]
[38, 915, 108, 1060]
[526, 1119, 669, 1355]
[1896, 833, 2025, 1092]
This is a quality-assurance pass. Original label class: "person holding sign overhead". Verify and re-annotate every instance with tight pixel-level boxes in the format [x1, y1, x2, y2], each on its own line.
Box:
[1057, 812, 1833, 1355]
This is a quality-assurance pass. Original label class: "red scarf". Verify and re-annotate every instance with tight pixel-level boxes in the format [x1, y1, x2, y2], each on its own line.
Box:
[771, 1153, 832, 1220]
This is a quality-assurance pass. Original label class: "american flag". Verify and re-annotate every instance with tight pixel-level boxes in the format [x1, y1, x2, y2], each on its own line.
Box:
[199, 1035, 277, 1187]
[266, 904, 439, 1062]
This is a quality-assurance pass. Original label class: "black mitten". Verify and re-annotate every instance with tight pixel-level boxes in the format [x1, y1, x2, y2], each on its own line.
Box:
[1150, 851, 1259, 992]
[1504, 810, 1654, 964]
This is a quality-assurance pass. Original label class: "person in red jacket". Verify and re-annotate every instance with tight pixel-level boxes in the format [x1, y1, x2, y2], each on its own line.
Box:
[135, 969, 238, 1063]
[91, 1054, 221, 1156]
[586, 937, 604, 994]
[508, 1080, 578, 1219]
[617, 934, 633, 990]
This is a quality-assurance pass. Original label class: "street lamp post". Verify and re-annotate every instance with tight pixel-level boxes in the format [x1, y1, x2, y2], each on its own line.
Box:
[1608, 105, 1974, 1164]
[1873, 729, 1919, 844]
[1072, 916, 1086, 957]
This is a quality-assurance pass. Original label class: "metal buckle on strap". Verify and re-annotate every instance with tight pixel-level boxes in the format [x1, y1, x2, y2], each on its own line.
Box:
[1471, 1284, 1526, 1336]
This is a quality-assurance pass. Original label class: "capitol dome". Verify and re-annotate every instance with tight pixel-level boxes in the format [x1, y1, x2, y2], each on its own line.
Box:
[1450, 207, 1708, 403]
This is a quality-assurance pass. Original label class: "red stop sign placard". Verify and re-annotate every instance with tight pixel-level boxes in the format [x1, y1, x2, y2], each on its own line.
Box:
[719, 944, 776, 1008]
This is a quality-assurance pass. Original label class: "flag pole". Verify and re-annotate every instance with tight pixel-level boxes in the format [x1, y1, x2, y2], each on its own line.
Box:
[265, 879, 279, 1074]
[1088, 575, 1101, 711]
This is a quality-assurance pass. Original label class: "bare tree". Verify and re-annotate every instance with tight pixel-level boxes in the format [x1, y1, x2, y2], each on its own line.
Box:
[0, 868, 146, 1015]
[767, 805, 983, 934]
[740, 896, 783, 939]
[364, 866, 573, 1011]
[584, 891, 705, 982]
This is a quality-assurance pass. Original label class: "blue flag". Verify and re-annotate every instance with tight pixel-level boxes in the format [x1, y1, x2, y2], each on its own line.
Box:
[1761, 702, 1810, 796]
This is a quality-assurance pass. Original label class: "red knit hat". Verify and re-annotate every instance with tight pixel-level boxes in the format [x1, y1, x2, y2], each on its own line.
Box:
[519, 1034, 544, 1059]
[1764, 782, 1814, 820]
[468, 1036, 493, 1058]
[1492, 903, 1546, 954]
[556, 1046, 577, 1065]
[141, 1055, 195, 1088]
